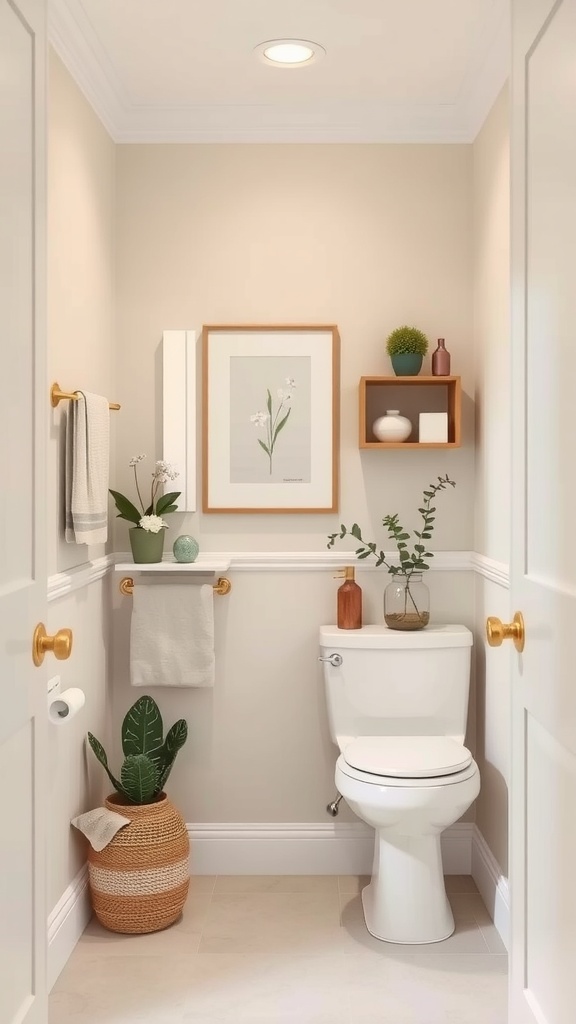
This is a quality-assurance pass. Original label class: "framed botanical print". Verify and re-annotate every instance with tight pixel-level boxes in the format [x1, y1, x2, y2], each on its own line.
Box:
[202, 325, 340, 513]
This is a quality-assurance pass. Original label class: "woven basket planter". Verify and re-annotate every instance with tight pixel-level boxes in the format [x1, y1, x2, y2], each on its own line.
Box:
[87, 793, 190, 934]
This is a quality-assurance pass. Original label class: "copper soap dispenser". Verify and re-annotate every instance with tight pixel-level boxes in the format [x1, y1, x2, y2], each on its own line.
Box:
[335, 566, 362, 630]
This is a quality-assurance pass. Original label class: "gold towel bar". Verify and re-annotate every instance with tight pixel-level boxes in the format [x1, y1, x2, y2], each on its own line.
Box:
[119, 576, 232, 597]
[51, 382, 121, 411]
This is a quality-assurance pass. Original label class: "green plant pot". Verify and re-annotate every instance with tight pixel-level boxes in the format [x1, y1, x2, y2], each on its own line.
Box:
[129, 527, 165, 564]
[390, 353, 423, 376]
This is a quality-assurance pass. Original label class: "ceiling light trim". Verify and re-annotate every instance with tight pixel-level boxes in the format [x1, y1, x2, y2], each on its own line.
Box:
[255, 38, 326, 68]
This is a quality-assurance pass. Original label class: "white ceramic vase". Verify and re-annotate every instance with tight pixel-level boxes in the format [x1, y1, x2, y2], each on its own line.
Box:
[372, 410, 412, 443]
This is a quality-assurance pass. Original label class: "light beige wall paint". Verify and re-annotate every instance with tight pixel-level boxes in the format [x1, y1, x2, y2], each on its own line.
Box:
[47, 53, 115, 908]
[48, 50, 116, 576]
[113, 144, 475, 824]
[472, 85, 511, 875]
[115, 144, 474, 554]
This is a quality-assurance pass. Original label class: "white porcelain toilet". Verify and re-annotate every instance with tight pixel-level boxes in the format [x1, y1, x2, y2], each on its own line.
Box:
[319, 623, 480, 944]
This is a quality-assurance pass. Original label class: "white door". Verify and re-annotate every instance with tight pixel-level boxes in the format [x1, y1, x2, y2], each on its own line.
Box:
[510, 0, 576, 1021]
[0, 1, 49, 1022]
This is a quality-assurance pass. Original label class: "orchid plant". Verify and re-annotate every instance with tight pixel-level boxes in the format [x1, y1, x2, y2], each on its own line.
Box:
[109, 456, 181, 532]
[250, 377, 296, 475]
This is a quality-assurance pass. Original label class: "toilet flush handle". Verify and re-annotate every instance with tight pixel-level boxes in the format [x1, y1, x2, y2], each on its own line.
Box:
[318, 653, 343, 667]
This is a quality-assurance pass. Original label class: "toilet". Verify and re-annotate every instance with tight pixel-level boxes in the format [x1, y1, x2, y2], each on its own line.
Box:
[319, 623, 480, 944]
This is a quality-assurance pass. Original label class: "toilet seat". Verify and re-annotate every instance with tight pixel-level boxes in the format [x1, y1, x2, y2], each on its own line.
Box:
[337, 753, 478, 788]
[343, 736, 472, 779]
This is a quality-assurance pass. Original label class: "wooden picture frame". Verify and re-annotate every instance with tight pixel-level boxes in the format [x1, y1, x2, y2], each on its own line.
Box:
[202, 325, 340, 513]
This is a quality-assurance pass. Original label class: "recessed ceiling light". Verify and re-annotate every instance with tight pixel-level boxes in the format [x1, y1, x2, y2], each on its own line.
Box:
[255, 39, 325, 68]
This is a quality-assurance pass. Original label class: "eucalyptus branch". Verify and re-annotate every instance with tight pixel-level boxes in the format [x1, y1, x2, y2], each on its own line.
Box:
[327, 475, 456, 578]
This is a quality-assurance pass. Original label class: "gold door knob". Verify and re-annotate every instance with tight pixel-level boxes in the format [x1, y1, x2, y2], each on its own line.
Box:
[32, 623, 73, 666]
[486, 612, 525, 653]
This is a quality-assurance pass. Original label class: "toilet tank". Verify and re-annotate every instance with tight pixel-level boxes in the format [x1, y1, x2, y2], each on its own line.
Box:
[319, 624, 473, 750]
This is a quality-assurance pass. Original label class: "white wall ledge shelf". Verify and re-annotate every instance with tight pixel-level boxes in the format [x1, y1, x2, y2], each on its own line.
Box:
[114, 555, 231, 574]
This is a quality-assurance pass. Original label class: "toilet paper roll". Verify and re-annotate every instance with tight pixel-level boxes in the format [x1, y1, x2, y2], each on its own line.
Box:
[48, 687, 85, 724]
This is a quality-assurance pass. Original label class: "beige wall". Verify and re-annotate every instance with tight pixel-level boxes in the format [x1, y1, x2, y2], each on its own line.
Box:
[472, 85, 511, 875]
[113, 143, 476, 824]
[115, 144, 475, 554]
[47, 52, 115, 910]
[48, 51, 116, 575]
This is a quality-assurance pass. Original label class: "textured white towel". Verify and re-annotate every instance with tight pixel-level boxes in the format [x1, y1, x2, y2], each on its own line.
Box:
[71, 807, 131, 852]
[65, 391, 110, 544]
[130, 583, 215, 688]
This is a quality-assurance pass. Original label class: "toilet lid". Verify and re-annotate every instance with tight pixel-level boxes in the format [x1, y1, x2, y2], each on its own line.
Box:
[342, 736, 473, 778]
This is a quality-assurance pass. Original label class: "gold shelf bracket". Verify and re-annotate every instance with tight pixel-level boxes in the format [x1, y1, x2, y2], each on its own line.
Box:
[51, 381, 120, 411]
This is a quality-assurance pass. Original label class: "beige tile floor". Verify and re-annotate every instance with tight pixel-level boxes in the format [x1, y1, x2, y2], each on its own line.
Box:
[50, 875, 507, 1024]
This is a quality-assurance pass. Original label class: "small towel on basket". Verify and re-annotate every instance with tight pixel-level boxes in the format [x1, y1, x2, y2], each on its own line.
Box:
[71, 807, 131, 852]
[130, 582, 215, 688]
[65, 391, 110, 544]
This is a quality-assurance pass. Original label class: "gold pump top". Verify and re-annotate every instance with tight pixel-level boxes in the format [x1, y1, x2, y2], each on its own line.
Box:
[335, 566, 356, 582]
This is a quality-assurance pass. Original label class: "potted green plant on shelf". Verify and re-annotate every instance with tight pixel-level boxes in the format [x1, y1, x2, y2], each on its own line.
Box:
[86, 695, 189, 934]
[327, 475, 455, 630]
[109, 455, 181, 563]
[386, 325, 429, 376]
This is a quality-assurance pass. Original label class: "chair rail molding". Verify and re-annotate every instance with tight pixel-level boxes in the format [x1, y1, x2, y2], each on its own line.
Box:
[46, 550, 508, 597]
[48, 554, 115, 601]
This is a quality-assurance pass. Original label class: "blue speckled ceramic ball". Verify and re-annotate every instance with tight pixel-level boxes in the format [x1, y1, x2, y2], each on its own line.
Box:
[172, 535, 200, 563]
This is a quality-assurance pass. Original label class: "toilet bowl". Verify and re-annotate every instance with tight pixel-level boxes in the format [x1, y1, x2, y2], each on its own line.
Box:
[320, 624, 480, 944]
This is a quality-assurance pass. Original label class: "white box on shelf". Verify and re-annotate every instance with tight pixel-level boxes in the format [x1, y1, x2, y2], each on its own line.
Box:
[419, 412, 448, 443]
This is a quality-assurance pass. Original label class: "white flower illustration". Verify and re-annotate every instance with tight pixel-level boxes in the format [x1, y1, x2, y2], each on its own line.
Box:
[129, 454, 146, 467]
[251, 379, 296, 475]
[250, 411, 269, 427]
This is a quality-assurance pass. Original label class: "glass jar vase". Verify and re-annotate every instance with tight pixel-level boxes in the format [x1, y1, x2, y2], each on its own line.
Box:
[384, 573, 430, 631]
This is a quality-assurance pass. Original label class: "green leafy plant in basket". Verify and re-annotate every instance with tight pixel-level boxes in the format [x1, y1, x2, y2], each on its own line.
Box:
[327, 475, 455, 630]
[88, 695, 188, 805]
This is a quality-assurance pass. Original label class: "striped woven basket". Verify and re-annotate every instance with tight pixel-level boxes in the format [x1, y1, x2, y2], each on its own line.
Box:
[88, 793, 190, 934]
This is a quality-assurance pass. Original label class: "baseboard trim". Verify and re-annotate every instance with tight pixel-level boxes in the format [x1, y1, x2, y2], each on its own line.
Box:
[186, 821, 475, 877]
[471, 825, 510, 950]
[47, 866, 91, 990]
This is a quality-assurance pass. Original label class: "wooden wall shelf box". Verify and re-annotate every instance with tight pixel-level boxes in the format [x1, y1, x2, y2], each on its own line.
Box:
[359, 376, 461, 449]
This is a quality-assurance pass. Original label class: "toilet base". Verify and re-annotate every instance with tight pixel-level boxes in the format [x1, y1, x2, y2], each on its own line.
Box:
[361, 829, 454, 944]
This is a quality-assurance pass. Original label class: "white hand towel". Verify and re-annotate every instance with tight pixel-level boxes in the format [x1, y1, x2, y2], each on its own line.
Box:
[65, 391, 110, 545]
[130, 583, 215, 688]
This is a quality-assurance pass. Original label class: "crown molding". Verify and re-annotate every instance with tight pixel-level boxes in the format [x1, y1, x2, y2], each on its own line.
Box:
[458, 3, 510, 139]
[48, 0, 129, 138]
[49, 0, 509, 144]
